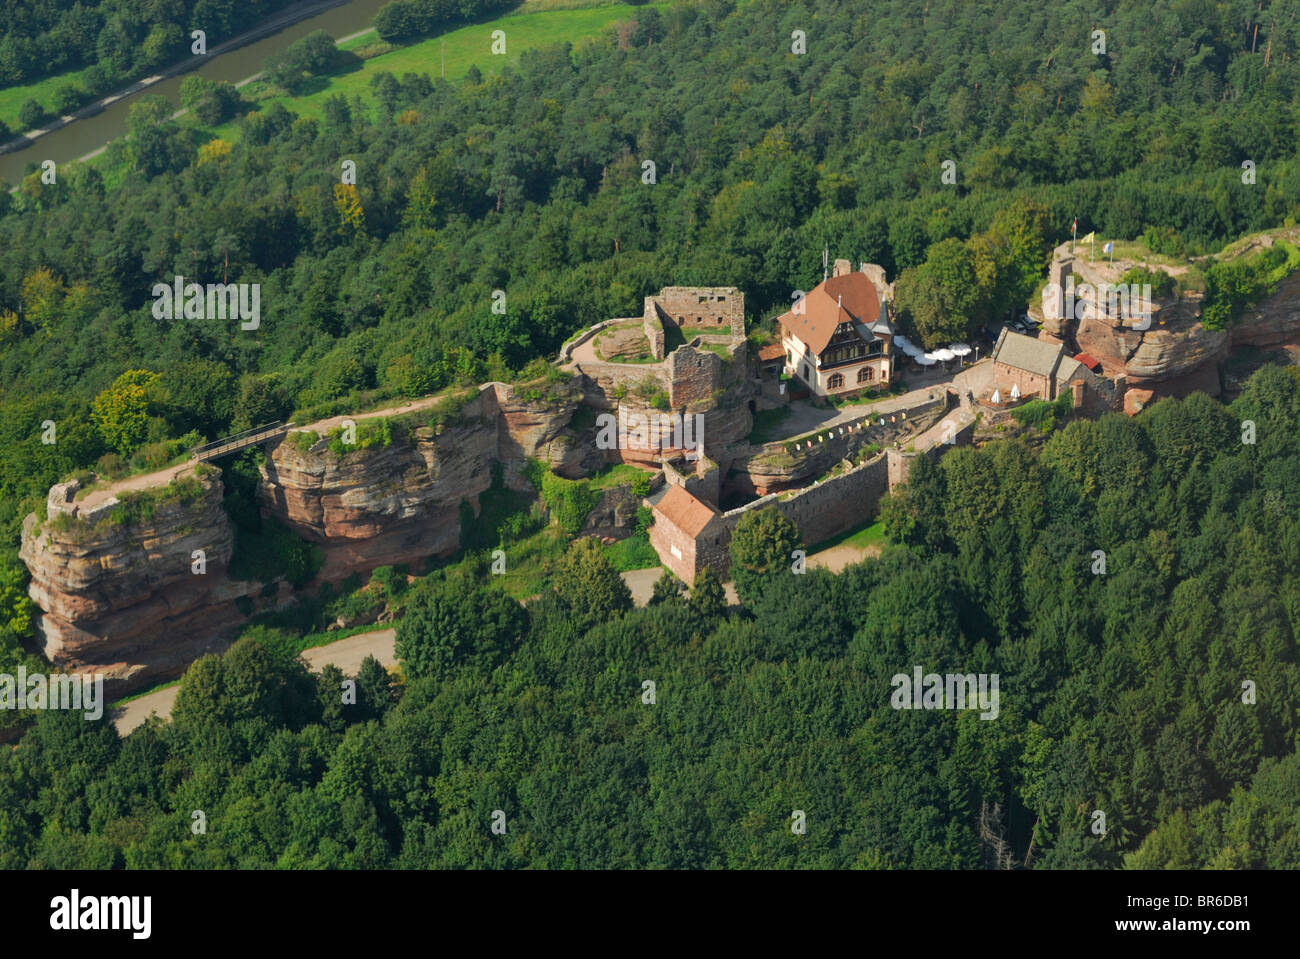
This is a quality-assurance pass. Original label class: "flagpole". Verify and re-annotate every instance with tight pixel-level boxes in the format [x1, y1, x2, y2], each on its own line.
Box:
[1071, 217, 1076, 255]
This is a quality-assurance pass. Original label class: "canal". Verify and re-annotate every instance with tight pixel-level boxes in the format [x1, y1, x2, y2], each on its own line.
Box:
[0, 0, 394, 184]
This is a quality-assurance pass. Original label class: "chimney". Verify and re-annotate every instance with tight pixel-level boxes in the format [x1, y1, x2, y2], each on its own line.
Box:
[832, 258, 852, 278]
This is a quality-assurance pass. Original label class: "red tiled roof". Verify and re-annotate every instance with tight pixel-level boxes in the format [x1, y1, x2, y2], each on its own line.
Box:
[777, 271, 880, 355]
[823, 271, 881, 327]
[757, 343, 785, 361]
[653, 485, 718, 537]
[1074, 352, 1103, 372]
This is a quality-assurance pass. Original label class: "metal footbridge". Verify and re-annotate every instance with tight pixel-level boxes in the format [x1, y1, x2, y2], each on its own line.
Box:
[190, 422, 293, 462]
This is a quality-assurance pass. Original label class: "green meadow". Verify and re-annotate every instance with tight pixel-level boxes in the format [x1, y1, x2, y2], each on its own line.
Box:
[206, 2, 669, 139]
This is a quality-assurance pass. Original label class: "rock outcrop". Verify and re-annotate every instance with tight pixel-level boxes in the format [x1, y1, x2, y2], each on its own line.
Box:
[1035, 238, 1300, 396]
[18, 349, 759, 696]
[257, 382, 594, 581]
[19, 467, 272, 695]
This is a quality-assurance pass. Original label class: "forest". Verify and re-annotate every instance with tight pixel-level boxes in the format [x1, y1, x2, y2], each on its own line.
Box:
[2, 364, 1297, 868]
[1, 0, 1299, 866]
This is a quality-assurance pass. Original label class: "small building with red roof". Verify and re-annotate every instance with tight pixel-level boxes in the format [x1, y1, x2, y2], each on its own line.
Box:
[649, 484, 728, 583]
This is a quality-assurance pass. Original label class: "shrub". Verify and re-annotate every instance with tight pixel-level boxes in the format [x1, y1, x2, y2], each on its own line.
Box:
[134, 441, 173, 471]
[96, 452, 126, 479]
[430, 391, 471, 429]
[1011, 392, 1073, 429]
[526, 458, 598, 534]
[290, 430, 317, 453]
[18, 99, 44, 130]
[1117, 265, 1176, 300]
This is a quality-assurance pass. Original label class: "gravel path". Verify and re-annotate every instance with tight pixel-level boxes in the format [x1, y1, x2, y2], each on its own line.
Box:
[111, 627, 397, 736]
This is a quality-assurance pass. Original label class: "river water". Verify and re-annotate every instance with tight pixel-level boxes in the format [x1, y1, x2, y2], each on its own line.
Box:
[0, 0, 393, 184]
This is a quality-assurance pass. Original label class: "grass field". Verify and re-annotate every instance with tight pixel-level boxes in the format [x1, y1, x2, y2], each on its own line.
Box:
[812, 518, 887, 554]
[587, 462, 653, 491]
[0, 64, 98, 135]
[204, 1, 668, 140]
[603, 529, 659, 570]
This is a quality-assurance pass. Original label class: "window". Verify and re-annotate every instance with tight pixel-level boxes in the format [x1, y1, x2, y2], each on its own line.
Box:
[858, 367, 873, 383]
[828, 373, 844, 389]
[801, 365, 809, 379]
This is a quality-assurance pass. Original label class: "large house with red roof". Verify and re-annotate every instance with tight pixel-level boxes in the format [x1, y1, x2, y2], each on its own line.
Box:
[777, 259, 896, 398]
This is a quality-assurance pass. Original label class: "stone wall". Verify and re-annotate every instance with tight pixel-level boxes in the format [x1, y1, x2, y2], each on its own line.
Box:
[643, 299, 666, 360]
[674, 401, 976, 578]
[651, 286, 745, 341]
[732, 391, 948, 496]
[663, 454, 722, 506]
[666, 345, 722, 408]
[559, 319, 617, 362]
[753, 453, 891, 547]
[571, 358, 672, 410]
[992, 362, 1052, 401]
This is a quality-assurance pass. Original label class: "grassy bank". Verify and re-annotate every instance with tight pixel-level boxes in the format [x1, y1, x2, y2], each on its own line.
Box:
[205, 2, 668, 138]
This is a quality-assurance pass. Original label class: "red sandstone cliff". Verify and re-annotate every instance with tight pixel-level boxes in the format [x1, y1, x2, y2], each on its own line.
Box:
[1034, 237, 1300, 394]
[256, 382, 593, 580]
[19, 467, 271, 694]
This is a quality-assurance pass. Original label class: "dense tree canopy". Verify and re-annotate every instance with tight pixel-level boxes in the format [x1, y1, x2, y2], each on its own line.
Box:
[2, 0, 1300, 868]
[2, 365, 1298, 868]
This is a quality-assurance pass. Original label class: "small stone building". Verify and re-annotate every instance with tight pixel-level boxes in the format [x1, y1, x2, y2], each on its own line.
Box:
[991, 328, 1094, 405]
[645, 287, 745, 345]
[649, 485, 728, 584]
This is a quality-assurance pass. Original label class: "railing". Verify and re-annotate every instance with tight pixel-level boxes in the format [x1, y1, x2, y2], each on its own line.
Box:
[190, 422, 292, 462]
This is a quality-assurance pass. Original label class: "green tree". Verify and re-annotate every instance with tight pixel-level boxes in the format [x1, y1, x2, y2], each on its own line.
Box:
[395, 575, 527, 680]
[52, 84, 83, 116]
[552, 537, 632, 626]
[17, 98, 44, 130]
[650, 569, 684, 606]
[91, 369, 158, 456]
[688, 565, 726, 620]
[728, 506, 800, 603]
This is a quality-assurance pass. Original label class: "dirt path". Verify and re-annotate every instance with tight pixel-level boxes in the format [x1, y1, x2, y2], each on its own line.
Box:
[807, 542, 881, 573]
[78, 463, 196, 509]
[74, 388, 463, 511]
[569, 336, 602, 365]
[305, 393, 445, 434]
[111, 627, 397, 735]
